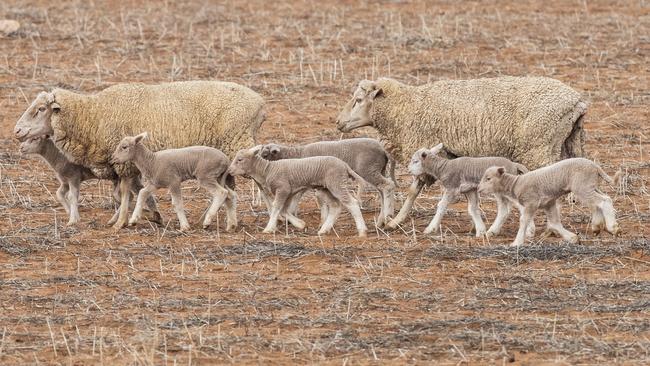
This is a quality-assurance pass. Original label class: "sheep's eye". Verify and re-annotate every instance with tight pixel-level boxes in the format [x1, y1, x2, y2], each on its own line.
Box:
[122, 145, 127, 150]
[38, 106, 46, 112]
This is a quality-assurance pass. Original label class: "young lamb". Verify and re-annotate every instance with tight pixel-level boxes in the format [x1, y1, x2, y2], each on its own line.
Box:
[111, 132, 237, 232]
[336, 76, 588, 229]
[20, 136, 161, 226]
[403, 143, 529, 237]
[228, 146, 368, 237]
[478, 158, 620, 247]
[259, 138, 395, 226]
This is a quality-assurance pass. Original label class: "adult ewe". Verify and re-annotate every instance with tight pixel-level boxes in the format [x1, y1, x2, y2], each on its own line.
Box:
[336, 76, 587, 228]
[14, 81, 265, 229]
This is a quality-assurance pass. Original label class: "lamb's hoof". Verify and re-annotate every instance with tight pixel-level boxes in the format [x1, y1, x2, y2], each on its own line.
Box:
[475, 229, 487, 238]
[317, 229, 331, 235]
[202, 224, 210, 230]
[66, 220, 79, 227]
[486, 230, 498, 238]
[128, 220, 137, 227]
[112, 221, 127, 231]
[292, 220, 306, 230]
[358, 231, 367, 238]
[590, 226, 602, 236]
[567, 235, 580, 244]
[609, 225, 621, 236]
[385, 221, 398, 230]
[179, 225, 191, 232]
[509, 241, 522, 247]
[107, 218, 117, 226]
[423, 227, 437, 235]
[262, 228, 275, 234]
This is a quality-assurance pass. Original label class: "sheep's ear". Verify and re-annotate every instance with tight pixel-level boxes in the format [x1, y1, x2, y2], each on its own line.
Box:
[249, 145, 263, 155]
[134, 132, 148, 144]
[420, 150, 428, 159]
[497, 167, 505, 176]
[430, 143, 444, 155]
[270, 146, 280, 155]
[369, 87, 383, 99]
[51, 102, 61, 112]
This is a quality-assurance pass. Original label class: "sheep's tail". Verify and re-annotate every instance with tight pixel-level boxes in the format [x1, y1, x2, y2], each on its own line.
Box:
[561, 101, 588, 159]
[597, 165, 622, 187]
[514, 163, 529, 174]
[220, 171, 236, 190]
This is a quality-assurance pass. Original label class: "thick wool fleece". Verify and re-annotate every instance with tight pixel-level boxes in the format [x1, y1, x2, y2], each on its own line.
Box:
[51, 80, 265, 178]
[368, 77, 586, 169]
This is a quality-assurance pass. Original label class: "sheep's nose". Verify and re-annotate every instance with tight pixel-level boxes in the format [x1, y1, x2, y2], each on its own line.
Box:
[14, 126, 27, 139]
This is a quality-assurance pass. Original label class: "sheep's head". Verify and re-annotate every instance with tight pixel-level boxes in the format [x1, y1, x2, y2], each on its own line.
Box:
[19, 136, 49, 155]
[14, 91, 60, 142]
[408, 143, 443, 177]
[336, 80, 383, 132]
[259, 143, 282, 161]
[228, 146, 262, 176]
[478, 166, 506, 195]
[111, 132, 148, 164]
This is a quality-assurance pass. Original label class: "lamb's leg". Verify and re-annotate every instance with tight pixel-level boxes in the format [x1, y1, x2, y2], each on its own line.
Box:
[315, 190, 330, 227]
[317, 191, 341, 235]
[169, 184, 190, 231]
[224, 188, 238, 231]
[330, 187, 367, 237]
[263, 190, 289, 234]
[386, 177, 425, 229]
[373, 174, 396, 228]
[596, 194, 619, 236]
[423, 189, 453, 235]
[516, 203, 536, 238]
[544, 200, 578, 244]
[132, 177, 162, 224]
[512, 204, 537, 247]
[112, 177, 133, 230]
[466, 190, 487, 237]
[259, 182, 304, 229]
[129, 184, 155, 226]
[487, 195, 511, 237]
[590, 201, 606, 235]
[56, 183, 71, 214]
[285, 190, 304, 218]
[67, 179, 81, 226]
[203, 183, 229, 229]
[355, 183, 364, 209]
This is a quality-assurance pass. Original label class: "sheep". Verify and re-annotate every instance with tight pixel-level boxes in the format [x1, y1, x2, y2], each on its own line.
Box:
[477, 158, 620, 247]
[336, 76, 587, 228]
[14, 80, 265, 229]
[405, 143, 529, 237]
[259, 138, 396, 226]
[19, 135, 161, 226]
[228, 146, 368, 237]
[111, 132, 237, 232]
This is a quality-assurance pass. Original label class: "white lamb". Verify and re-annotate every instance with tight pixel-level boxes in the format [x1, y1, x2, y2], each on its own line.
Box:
[478, 158, 620, 247]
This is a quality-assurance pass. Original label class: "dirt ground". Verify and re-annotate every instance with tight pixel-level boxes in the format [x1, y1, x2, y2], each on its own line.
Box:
[0, 0, 649, 364]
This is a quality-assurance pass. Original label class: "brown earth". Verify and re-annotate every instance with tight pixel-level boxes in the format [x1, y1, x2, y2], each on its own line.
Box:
[0, 0, 649, 364]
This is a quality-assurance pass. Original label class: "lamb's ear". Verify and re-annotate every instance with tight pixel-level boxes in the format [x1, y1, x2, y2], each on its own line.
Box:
[134, 132, 149, 144]
[369, 87, 383, 99]
[497, 167, 505, 176]
[420, 150, 428, 159]
[430, 143, 444, 155]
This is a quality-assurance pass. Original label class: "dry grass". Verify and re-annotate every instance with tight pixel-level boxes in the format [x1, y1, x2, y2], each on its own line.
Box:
[0, 0, 649, 364]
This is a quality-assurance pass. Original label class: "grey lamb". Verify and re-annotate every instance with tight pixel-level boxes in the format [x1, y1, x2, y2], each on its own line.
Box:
[111, 132, 237, 232]
[228, 146, 368, 237]
[403, 143, 529, 237]
[478, 158, 620, 247]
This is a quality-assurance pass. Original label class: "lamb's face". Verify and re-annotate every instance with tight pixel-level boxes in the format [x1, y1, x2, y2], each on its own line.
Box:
[408, 149, 428, 177]
[336, 80, 382, 132]
[259, 144, 281, 161]
[14, 92, 59, 142]
[228, 150, 255, 176]
[111, 136, 138, 164]
[19, 136, 47, 155]
[478, 166, 506, 195]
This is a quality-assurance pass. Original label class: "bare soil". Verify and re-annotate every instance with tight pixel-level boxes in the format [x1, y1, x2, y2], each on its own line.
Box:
[0, 0, 649, 364]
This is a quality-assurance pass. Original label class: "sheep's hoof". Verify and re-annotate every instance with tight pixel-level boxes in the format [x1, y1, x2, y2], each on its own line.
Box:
[590, 225, 602, 236]
[66, 220, 79, 227]
[317, 229, 331, 235]
[474, 229, 486, 238]
[609, 224, 621, 236]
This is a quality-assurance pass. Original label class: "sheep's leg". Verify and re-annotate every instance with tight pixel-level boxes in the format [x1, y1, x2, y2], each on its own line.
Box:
[386, 178, 425, 229]
[423, 190, 453, 235]
[67, 179, 81, 226]
[263, 191, 289, 234]
[107, 180, 123, 226]
[224, 188, 238, 231]
[56, 183, 71, 214]
[169, 184, 190, 232]
[129, 184, 155, 226]
[487, 195, 511, 237]
[466, 190, 486, 237]
[544, 201, 578, 244]
[112, 177, 134, 230]
[203, 184, 229, 229]
[317, 191, 341, 235]
[512, 204, 537, 247]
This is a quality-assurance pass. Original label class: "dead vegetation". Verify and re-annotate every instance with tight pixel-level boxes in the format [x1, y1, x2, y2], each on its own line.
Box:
[0, 0, 649, 364]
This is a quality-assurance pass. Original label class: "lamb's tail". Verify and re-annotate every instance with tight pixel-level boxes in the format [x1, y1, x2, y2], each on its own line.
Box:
[220, 171, 236, 190]
[347, 166, 371, 188]
[514, 163, 529, 174]
[597, 165, 622, 186]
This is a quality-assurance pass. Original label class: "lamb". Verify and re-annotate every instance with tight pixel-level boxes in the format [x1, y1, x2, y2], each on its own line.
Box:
[111, 132, 237, 232]
[336, 76, 587, 228]
[259, 138, 396, 226]
[14, 80, 265, 229]
[477, 158, 620, 247]
[228, 146, 368, 237]
[19, 135, 161, 226]
[404, 143, 529, 236]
